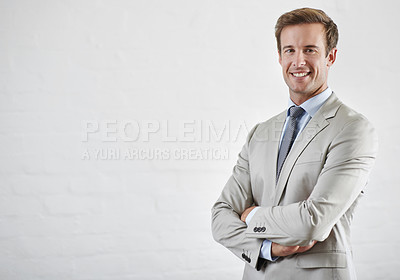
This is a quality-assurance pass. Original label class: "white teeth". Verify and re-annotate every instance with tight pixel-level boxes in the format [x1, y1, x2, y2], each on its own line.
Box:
[292, 72, 308, 77]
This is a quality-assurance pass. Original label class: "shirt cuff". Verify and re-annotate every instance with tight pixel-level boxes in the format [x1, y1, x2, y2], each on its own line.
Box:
[245, 207, 259, 225]
[259, 239, 279, 262]
[245, 208, 278, 262]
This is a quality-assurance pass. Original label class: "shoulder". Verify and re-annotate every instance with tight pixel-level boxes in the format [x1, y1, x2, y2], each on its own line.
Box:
[328, 101, 378, 157]
[320, 93, 374, 131]
[333, 102, 375, 132]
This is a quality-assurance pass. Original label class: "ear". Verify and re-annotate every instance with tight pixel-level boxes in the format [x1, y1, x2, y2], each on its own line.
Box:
[327, 47, 337, 67]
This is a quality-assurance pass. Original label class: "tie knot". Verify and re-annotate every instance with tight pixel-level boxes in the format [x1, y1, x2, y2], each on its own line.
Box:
[289, 106, 305, 119]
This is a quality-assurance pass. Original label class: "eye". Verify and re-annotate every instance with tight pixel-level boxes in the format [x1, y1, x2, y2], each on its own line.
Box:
[305, 49, 316, 54]
[284, 49, 294, 54]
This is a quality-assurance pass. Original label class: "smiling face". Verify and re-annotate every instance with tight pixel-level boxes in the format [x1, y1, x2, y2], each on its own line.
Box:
[278, 23, 337, 105]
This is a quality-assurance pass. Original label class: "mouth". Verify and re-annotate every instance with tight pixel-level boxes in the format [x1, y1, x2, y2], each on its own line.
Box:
[290, 72, 311, 78]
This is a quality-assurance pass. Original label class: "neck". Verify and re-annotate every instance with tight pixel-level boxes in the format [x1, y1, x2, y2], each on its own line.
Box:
[289, 86, 328, 105]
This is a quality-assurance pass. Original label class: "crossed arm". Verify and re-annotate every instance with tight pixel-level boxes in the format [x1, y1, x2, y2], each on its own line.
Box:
[240, 206, 316, 257]
[212, 118, 378, 267]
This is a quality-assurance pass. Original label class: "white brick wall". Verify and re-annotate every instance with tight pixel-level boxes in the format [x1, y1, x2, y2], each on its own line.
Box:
[0, 0, 399, 279]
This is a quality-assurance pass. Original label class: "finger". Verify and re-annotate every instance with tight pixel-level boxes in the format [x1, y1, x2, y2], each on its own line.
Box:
[272, 243, 293, 257]
[296, 246, 311, 253]
[282, 246, 299, 256]
[297, 241, 317, 253]
[240, 206, 256, 223]
[240, 210, 249, 222]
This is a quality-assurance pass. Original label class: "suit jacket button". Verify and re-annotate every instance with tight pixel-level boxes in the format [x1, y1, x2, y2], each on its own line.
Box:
[253, 227, 258, 232]
[242, 253, 246, 259]
[261, 227, 266, 232]
[247, 257, 251, 263]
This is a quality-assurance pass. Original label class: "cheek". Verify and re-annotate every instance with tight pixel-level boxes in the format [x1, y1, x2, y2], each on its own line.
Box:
[317, 63, 329, 76]
[282, 60, 291, 71]
[312, 61, 326, 76]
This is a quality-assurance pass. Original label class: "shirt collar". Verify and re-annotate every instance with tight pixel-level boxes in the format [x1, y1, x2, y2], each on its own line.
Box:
[287, 87, 332, 117]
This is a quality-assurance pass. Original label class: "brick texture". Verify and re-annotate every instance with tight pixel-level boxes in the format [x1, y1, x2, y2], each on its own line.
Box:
[0, 0, 398, 279]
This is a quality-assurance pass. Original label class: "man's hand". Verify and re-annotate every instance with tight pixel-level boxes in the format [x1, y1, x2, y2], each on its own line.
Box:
[271, 241, 317, 257]
[240, 206, 256, 222]
[241, 206, 316, 257]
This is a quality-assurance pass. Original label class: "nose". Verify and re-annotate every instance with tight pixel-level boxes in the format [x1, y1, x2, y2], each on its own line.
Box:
[293, 52, 306, 67]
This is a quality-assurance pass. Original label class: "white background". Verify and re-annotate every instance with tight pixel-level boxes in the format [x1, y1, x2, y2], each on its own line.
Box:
[1, 0, 399, 279]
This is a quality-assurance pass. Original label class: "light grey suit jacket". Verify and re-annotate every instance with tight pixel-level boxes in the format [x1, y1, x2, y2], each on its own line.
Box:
[211, 93, 378, 280]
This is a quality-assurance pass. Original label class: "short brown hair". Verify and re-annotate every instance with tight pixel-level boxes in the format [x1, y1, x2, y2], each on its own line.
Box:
[275, 8, 339, 56]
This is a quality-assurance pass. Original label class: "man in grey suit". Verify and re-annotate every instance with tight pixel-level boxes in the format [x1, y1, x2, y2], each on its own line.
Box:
[211, 7, 378, 280]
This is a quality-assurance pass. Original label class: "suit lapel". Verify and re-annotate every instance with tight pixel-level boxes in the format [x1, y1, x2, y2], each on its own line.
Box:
[254, 111, 286, 199]
[273, 93, 342, 205]
[270, 112, 287, 188]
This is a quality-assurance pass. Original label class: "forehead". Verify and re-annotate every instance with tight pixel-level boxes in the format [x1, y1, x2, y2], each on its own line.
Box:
[280, 23, 326, 47]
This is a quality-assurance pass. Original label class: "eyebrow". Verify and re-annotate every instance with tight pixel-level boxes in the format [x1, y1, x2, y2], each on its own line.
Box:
[282, 45, 294, 50]
[283, 45, 320, 49]
[305, 45, 320, 49]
